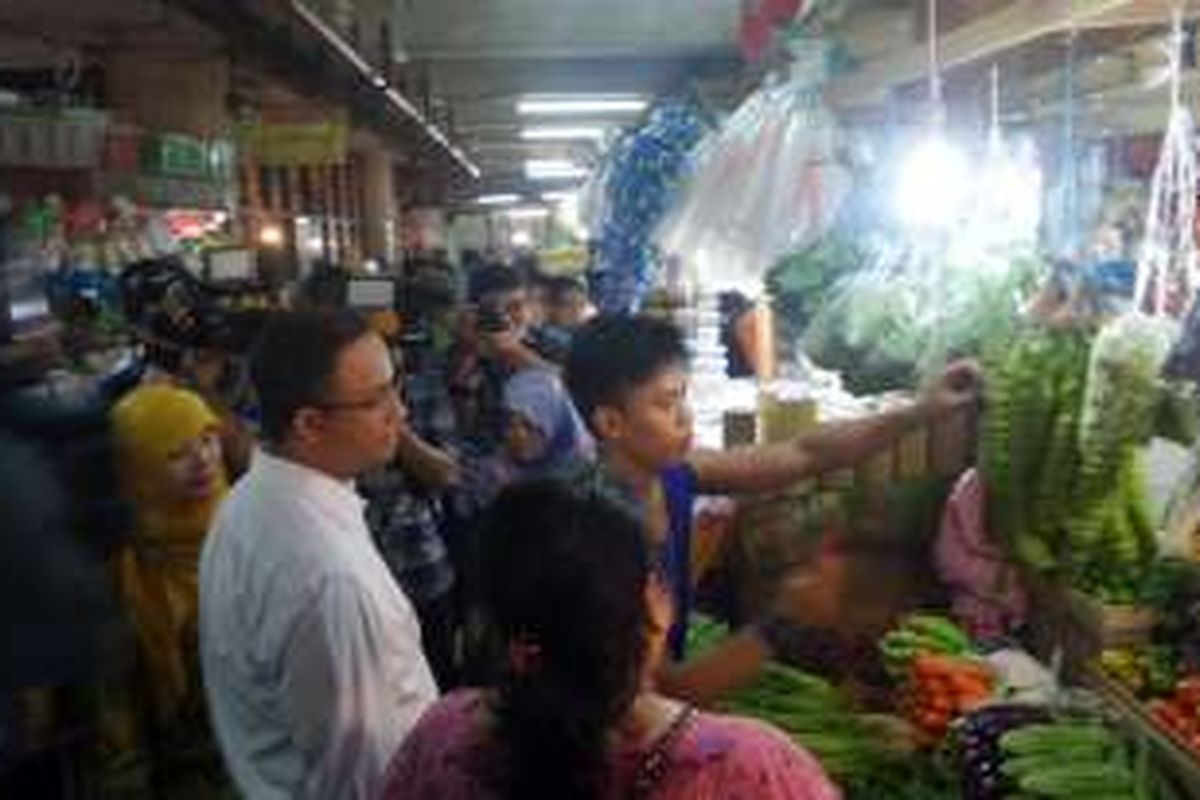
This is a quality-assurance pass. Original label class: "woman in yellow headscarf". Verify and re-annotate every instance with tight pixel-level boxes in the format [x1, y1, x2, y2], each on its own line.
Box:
[107, 383, 229, 790]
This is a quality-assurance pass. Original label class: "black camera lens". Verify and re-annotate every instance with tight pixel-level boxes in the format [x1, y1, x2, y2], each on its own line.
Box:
[477, 305, 509, 333]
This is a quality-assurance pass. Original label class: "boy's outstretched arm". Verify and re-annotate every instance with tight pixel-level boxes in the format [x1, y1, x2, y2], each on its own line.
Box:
[688, 361, 982, 495]
[656, 630, 771, 707]
[655, 563, 843, 705]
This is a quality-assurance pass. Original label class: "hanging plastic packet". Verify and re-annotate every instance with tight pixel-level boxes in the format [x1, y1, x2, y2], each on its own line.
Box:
[1079, 313, 1176, 455]
[1164, 296, 1200, 382]
[1136, 5, 1199, 318]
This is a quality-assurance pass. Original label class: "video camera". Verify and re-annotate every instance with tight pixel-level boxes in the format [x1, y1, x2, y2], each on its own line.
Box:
[119, 257, 270, 368]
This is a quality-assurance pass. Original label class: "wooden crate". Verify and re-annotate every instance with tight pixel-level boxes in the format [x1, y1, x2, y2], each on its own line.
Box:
[1025, 578, 1157, 681]
[725, 408, 975, 621]
[727, 487, 837, 620]
[1084, 664, 1200, 799]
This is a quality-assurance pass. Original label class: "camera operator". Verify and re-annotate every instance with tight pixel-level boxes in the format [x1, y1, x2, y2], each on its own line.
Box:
[115, 258, 263, 478]
[449, 265, 559, 455]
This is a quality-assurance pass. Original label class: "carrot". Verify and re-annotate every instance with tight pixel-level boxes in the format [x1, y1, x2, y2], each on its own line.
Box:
[916, 709, 943, 731]
[927, 693, 953, 713]
[912, 654, 947, 677]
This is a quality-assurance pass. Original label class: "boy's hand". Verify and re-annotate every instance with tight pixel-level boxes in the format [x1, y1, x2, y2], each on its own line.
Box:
[480, 328, 524, 360]
[481, 331, 552, 372]
[919, 360, 983, 418]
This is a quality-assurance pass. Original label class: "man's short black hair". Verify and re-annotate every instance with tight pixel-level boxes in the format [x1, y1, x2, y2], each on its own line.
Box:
[468, 264, 525, 304]
[249, 311, 371, 445]
[564, 315, 688, 431]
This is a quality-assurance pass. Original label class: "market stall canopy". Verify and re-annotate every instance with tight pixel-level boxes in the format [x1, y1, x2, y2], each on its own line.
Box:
[829, 0, 1200, 117]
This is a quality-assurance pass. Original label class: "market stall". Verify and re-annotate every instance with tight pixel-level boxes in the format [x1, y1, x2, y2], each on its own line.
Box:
[12, 0, 1200, 797]
[598, 2, 1200, 798]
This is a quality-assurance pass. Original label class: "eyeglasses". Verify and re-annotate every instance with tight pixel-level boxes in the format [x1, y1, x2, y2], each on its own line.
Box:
[313, 381, 401, 415]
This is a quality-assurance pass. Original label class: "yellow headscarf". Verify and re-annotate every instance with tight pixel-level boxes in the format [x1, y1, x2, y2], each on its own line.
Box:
[110, 383, 228, 722]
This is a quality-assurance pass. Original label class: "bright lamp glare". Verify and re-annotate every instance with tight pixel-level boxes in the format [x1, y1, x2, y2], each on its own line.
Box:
[259, 225, 285, 248]
[517, 98, 647, 116]
[525, 159, 588, 180]
[511, 230, 533, 248]
[894, 136, 971, 230]
[505, 207, 550, 220]
[520, 126, 607, 142]
[476, 193, 521, 206]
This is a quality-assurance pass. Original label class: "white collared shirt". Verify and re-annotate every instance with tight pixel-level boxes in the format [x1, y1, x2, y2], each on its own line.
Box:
[199, 449, 437, 800]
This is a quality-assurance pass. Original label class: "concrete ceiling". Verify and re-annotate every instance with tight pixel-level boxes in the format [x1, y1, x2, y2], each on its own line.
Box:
[394, 0, 745, 200]
[400, 0, 740, 60]
[0, 0, 224, 67]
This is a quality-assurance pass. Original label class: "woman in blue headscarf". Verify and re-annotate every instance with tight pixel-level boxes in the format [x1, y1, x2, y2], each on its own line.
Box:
[459, 368, 593, 512]
[501, 368, 593, 477]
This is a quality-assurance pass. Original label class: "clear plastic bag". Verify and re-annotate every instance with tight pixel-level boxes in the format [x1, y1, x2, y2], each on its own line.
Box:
[655, 40, 850, 292]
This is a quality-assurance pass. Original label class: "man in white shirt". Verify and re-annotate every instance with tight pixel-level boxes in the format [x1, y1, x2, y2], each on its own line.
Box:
[199, 311, 437, 799]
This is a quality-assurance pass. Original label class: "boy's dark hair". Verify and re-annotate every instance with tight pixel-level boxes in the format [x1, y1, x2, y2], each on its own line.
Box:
[484, 479, 649, 800]
[468, 264, 525, 304]
[249, 311, 371, 445]
[564, 315, 688, 431]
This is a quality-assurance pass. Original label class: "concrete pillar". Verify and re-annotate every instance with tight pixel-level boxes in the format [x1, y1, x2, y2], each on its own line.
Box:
[105, 52, 230, 137]
[358, 147, 395, 264]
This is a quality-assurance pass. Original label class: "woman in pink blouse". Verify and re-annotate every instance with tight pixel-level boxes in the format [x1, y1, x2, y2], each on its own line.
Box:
[380, 480, 840, 800]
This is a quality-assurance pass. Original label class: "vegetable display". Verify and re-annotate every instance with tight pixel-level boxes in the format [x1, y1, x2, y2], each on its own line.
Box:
[979, 315, 1176, 600]
[766, 233, 863, 359]
[979, 326, 1091, 572]
[1148, 676, 1200, 754]
[998, 721, 1138, 797]
[801, 248, 1042, 393]
[686, 617, 955, 797]
[896, 653, 995, 745]
[880, 613, 978, 678]
[951, 703, 1053, 799]
[687, 617, 884, 777]
[1101, 646, 1180, 698]
[1066, 314, 1176, 600]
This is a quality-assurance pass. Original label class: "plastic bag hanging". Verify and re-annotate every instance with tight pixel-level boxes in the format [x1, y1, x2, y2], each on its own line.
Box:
[654, 37, 850, 293]
[1136, 4, 1199, 318]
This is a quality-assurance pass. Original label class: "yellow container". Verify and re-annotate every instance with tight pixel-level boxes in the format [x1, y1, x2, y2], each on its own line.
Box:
[758, 392, 818, 444]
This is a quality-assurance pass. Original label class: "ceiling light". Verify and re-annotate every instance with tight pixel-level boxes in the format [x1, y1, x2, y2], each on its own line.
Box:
[517, 97, 647, 116]
[525, 159, 588, 180]
[475, 193, 522, 206]
[541, 191, 578, 204]
[258, 225, 285, 248]
[520, 126, 607, 142]
[505, 207, 550, 220]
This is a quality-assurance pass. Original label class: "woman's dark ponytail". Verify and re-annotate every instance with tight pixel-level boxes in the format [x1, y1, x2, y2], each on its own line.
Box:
[483, 480, 651, 800]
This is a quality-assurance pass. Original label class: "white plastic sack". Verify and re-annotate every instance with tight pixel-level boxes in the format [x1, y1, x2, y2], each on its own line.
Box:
[655, 40, 850, 292]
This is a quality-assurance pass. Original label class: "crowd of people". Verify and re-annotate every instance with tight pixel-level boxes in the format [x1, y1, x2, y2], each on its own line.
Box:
[0, 252, 981, 799]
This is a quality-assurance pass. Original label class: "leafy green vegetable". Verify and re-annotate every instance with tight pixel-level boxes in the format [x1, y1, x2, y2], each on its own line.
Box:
[799, 245, 1043, 392]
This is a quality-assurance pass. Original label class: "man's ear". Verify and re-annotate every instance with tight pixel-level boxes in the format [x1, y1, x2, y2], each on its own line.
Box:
[591, 405, 624, 442]
[291, 407, 325, 447]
